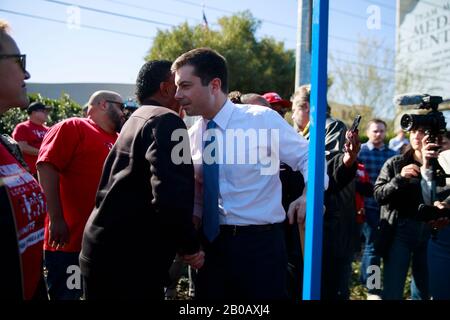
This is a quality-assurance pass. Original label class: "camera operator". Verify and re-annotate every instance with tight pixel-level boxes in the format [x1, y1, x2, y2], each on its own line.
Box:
[420, 134, 450, 299]
[374, 126, 431, 300]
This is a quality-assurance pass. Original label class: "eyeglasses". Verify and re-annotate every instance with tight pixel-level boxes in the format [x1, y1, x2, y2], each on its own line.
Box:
[0, 54, 26, 72]
[105, 100, 126, 111]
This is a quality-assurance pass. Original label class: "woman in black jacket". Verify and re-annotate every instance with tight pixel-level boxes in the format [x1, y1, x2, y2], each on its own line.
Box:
[374, 127, 431, 300]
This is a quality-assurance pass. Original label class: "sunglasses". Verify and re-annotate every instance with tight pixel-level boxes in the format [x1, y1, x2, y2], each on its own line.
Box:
[105, 100, 126, 111]
[0, 54, 26, 72]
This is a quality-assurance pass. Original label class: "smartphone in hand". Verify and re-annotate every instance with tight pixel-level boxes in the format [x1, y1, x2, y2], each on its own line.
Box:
[350, 115, 362, 133]
[344, 115, 361, 153]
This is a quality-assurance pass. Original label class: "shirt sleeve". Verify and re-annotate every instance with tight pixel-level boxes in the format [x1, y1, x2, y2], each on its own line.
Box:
[37, 119, 80, 172]
[12, 123, 29, 142]
[145, 113, 199, 255]
[273, 112, 329, 189]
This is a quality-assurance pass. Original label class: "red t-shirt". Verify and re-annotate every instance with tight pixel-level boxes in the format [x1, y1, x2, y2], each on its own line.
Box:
[37, 118, 118, 252]
[355, 163, 370, 224]
[0, 143, 46, 299]
[12, 120, 49, 175]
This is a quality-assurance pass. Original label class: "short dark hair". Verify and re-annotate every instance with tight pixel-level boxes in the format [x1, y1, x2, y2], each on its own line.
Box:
[171, 47, 228, 94]
[367, 118, 387, 130]
[135, 60, 172, 105]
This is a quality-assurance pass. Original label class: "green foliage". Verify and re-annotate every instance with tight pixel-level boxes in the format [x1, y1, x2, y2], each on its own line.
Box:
[0, 108, 28, 136]
[351, 257, 413, 300]
[146, 11, 295, 99]
[0, 93, 82, 135]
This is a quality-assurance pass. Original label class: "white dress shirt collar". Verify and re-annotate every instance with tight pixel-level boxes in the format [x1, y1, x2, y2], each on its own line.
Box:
[205, 99, 235, 130]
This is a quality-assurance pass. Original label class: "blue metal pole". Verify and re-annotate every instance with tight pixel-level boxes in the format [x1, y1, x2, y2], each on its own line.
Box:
[302, 0, 329, 300]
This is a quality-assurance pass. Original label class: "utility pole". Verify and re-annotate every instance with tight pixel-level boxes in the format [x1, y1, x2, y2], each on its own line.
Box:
[295, 0, 312, 89]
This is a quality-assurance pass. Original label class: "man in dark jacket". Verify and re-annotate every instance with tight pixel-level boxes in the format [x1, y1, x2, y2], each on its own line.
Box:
[291, 84, 360, 300]
[80, 60, 204, 299]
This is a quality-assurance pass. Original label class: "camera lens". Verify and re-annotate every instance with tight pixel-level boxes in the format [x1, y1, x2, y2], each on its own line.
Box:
[400, 114, 414, 131]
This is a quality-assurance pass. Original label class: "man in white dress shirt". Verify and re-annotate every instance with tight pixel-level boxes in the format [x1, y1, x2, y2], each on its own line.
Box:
[172, 47, 328, 300]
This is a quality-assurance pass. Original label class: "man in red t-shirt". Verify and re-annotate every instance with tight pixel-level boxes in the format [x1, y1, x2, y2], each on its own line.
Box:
[0, 19, 47, 300]
[12, 101, 51, 176]
[37, 90, 124, 300]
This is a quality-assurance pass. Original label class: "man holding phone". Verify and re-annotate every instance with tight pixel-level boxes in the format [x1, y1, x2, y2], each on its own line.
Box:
[291, 84, 361, 300]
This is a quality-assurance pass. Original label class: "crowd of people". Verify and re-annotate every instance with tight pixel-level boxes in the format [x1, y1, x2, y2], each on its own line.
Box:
[1, 18, 450, 301]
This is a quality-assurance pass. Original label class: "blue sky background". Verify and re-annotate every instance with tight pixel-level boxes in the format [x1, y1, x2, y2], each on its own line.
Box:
[1, 0, 396, 85]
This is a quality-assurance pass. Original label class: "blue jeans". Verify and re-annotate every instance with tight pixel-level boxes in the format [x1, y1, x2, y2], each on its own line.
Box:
[382, 218, 430, 300]
[428, 227, 450, 300]
[360, 219, 381, 294]
[44, 251, 82, 300]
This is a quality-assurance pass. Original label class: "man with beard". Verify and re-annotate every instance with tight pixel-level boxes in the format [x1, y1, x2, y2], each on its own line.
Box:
[37, 90, 124, 300]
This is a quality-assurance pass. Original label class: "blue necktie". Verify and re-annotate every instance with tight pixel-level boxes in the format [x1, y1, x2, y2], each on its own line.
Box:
[202, 120, 220, 242]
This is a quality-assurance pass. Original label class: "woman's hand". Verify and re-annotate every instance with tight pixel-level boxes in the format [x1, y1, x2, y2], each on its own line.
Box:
[400, 163, 421, 179]
[421, 135, 440, 169]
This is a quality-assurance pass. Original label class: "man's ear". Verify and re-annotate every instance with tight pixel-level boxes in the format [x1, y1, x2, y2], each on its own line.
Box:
[210, 78, 222, 94]
[160, 82, 168, 97]
[99, 99, 108, 111]
[305, 102, 311, 113]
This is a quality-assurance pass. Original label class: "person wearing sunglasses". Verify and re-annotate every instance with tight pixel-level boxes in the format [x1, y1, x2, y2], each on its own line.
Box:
[0, 20, 47, 300]
[36, 90, 124, 300]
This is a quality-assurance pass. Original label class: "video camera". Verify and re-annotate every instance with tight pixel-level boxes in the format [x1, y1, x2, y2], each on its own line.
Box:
[398, 94, 446, 140]
[396, 94, 449, 201]
[417, 204, 450, 222]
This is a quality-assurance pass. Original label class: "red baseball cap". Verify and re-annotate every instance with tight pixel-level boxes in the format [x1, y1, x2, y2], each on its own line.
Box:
[262, 92, 292, 108]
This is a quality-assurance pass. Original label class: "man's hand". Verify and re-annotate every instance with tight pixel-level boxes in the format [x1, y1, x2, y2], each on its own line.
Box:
[400, 164, 421, 179]
[287, 192, 306, 225]
[37, 162, 68, 249]
[343, 130, 361, 168]
[48, 216, 69, 249]
[17, 141, 40, 156]
[192, 215, 202, 231]
[182, 250, 205, 270]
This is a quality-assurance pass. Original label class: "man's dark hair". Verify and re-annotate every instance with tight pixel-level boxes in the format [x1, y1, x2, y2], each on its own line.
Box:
[367, 118, 387, 130]
[171, 47, 228, 94]
[135, 60, 172, 105]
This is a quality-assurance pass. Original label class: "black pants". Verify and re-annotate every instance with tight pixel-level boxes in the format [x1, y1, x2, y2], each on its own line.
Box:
[81, 260, 165, 300]
[82, 274, 164, 300]
[284, 221, 303, 301]
[320, 220, 354, 300]
[196, 223, 288, 301]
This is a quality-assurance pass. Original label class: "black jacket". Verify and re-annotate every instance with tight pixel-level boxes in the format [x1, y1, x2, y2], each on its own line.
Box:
[324, 118, 358, 258]
[80, 104, 200, 284]
[374, 151, 424, 223]
[305, 117, 358, 258]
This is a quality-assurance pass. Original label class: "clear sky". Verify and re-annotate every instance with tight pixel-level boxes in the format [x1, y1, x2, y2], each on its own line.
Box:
[1, 0, 396, 84]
